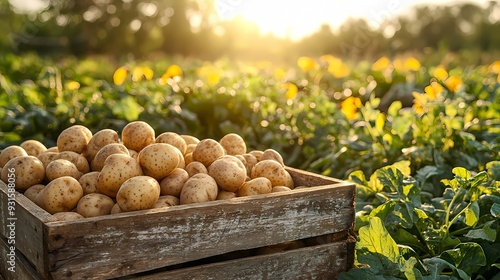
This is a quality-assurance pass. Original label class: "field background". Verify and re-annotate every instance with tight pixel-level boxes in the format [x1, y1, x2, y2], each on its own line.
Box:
[1, 0, 500, 279]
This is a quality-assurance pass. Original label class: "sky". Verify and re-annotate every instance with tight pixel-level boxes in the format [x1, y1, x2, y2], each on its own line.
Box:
[214, 0, 489, 40]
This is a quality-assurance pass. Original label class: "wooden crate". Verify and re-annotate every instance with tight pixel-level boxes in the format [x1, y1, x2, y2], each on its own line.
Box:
[0, 167, 355, 279]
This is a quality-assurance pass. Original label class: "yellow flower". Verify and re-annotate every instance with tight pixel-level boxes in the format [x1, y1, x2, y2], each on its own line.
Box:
[404, 57, 421, 71]
[132, 66, 154, 82]
[326, 57, 350, 78]
[489, 60, 500, 74]
[424, 82, 444, 101]
[282, 82, 298, 100]
[433, 66, 448, 80]
[412, 91, 427, 115]
[372, 56, 390, 71]
[340, 96, 362, 120]
[198, 64, 221, 85]
[113, 66, 128, 85]
[65, 81, 80, 90]
[393, 58, 405, 72]
[160, 65, 182, 85]
[445, 76, 462, 93]
[297, 56, 317, 72]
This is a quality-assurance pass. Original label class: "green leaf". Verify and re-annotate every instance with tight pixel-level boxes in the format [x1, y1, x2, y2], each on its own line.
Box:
[486, 161, 500, 180]
[338, 268, 401, 280]
[377, 166, 404, 194]
[393, 229, 427, 253]
[357, 217, 402, 274]
[370, 201, 396, 220]
[392, 160, 411, 177]
[423, 257, 469, 280]
[491, 203, 500, 218]
[112, 96, 141, 121]
[440, 242, 487, 275]
[452, 167, 471, 180]
[464, 201, 480, 227]
[404, 257, 422, 280]
[464, 221, 497, 242]
[469, 171, 488, 189]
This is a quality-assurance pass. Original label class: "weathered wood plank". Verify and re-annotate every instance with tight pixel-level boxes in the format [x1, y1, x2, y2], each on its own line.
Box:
[0, 237, 43, 280]
[0, 182, 56, 278]
[46, 183, 355, 279]
[123, 240, 353, 280]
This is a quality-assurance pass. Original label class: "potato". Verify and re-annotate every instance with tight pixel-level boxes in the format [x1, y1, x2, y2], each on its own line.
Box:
[192, 139, 225, 167]
[184, 152, 194, 165]
[180, 173, 218, 204]
[91, 143, 129, 171]
[249, 150, 263, 161]
[121, 121, 155, 152]
[37, 151, 59, 169]
[46, 146, 59, 153]
[20, 140, 47, 157]
[76, 193, 115, 217]
[53, 212, 85, 221]
[216, 190, 237, 200]
[156, 132, 187, 155]
[57, 125, 92, 154]
[0, 145, 28, 167]
[46, 159, 81, 181]
[284, 170, 295, 189]
[153, 195, 180, 208]
[1, 156, 45, 191]
[242, 153, 258, 177]
[237, 177, 272, 197]
[251, 160, 288, 187]
[180, 135, 200, 146]
[175, 147, 186, 169]
[159, 168, 189, 197]
[184, 161, 208, 177]
[37, 176, 83, 214]
[85, 129, 120, 161]
[97, 154, 143, 198]
[116, 176, 160, 212]
[272, 186, 292, 192]
[260, 149, 285, 166]
[110, 203, 123, 214]
[138, 143, 179, 180]
[24, 184, 45, 202]
[55, 151, 90, 174]
[219, 133, 247, 155]
[208, 155, 247, 192]
[185, 144, 197, 155]
[79, 171, 100, 195]
[128, 149, 138, 160]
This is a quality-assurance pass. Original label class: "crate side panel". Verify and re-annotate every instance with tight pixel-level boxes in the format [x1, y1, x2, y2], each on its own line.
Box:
[46, 183, 355, 279]
[1, 237, 43, 280]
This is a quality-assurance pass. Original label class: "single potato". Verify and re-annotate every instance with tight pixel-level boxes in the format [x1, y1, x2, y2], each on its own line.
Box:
[20, 140, 47, 157]
[79, 171, 100, 195]
[54, 151, 90, 174]
[76, 193, 115, 217]
[37, 151, 59, 169]
[116, 176, 161, 212]
[97, 154, 143, 198]
[216, 190, 237, 200]
[251, 160, 288, 187]
[153, 195, 180, 208]
[1, 156, 45, 191]
[85, 129, 120, 161]
[260, 149, 285, 166]
[110, 203, 123, 214]
[46, 159, 81, 181]
[57, 125, 92, 154]
[138, 143, 180, 180]
[184, 161, 207, 177]
[249, 150, 263, 161]
[156, 132, 187, 155]
[192, 139, 225, 167]
[185, 144, 197, 155]
[23, 184, 45, 203]
[180, 173, 218, 204]
[284, 170, 295, 189]
[91, 143, 129, 171]
[208, 155, 247, 192]
[159, 168, 189, 197]
[180, 135, 200, 146]
[272, 186, 293, 192]
[53, 212, 85, 221]
[237, 177, 272, 197]
[219, 133, 247, 155]
[121, 121, 155, 152]
[0, 145, 28, 167]
[242, 153, 258, 177]
[38, 176, 83, 214]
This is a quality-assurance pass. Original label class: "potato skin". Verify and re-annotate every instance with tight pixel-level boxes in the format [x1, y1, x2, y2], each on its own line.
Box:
[46, 159, 81, 181]
[260, 149, 285, 166]
[116, 176, 160, 212]
[79, 171, 100, 195]
[38, 176, 83, 214]
[272, 186, 292, 192]
[85, 129, 120, 161]
[1, 156, 45, 191]
[53, 212, 85, 221]
[54, 151, 90, 174]
[37, 151, 59, 169]
[192, 139, 225, 167]
[138, 143, 179, 180]
[251, 160, 288, 187]
[91, 143, 129, 171]
[121, 121, 155, 152]
[237, 177, 272, 197]
[219, 133, 247, 155]
[184, 161, 207, 177]
[159, 168, 189, 197]
[216, 190, 237, 200]
[208, 155, 247, 192]
[156, 132, 187, 155]
[180, 173, 218, 204]
[24, 184, 45, 202]
[76, 193, 115, 217]
[110, 203, 123, 214]
[0, 146, 28, 167]
[153, 195, 180, 208]
[180, 135, 200, 146]
[97, 154, 143, 198]
[20, 140, 47, 157]
[57, 125, 92, 154]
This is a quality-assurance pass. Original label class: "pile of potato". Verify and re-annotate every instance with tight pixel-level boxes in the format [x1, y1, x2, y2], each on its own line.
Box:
[0, 121, 297, 221]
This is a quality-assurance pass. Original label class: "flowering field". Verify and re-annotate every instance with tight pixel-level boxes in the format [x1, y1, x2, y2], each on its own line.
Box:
[1, 53, 499, 278]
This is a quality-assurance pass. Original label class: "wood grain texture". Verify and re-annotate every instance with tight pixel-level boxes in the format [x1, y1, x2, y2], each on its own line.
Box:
[0, 182, 56, 278]
[123, 240, 353, 280]
[0, 237, 43, 280]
